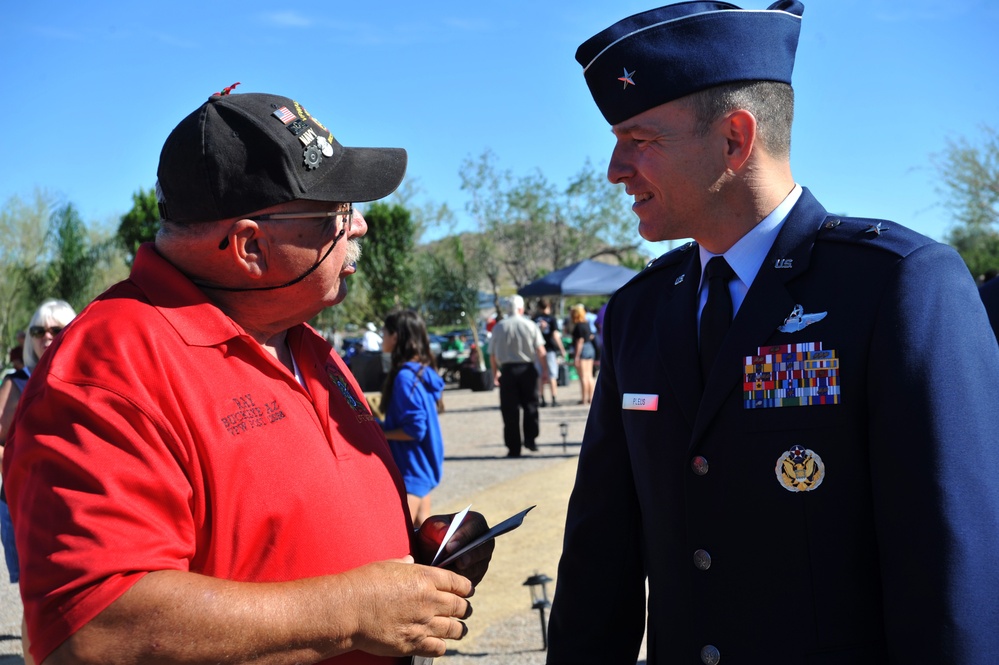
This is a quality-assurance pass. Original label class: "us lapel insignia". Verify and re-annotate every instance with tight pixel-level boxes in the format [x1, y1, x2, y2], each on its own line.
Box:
[776, 445, 825, 492]
[675, 273, 685, 286]
[778, 304, 827, 333]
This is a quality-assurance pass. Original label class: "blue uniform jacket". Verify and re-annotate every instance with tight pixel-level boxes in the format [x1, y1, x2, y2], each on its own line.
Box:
[548, 188, 999, 664]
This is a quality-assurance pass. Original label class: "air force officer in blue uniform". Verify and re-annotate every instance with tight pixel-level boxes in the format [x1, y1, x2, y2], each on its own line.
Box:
[547, 2, 999, 664]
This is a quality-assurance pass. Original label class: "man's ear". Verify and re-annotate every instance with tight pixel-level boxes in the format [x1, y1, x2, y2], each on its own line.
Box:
[719, 108, 757, 173]
[224, 219, 269, 279]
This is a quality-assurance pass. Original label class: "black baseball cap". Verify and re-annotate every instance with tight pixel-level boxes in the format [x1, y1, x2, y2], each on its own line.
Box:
[156, 89, 407, 223]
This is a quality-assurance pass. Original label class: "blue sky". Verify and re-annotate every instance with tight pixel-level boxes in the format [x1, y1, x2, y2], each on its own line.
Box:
[2, 1, 996, 260]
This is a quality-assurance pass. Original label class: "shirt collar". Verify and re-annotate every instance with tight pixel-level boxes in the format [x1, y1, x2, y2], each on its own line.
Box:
[130, 243, 248, 347]
[698, 183, 802, 291]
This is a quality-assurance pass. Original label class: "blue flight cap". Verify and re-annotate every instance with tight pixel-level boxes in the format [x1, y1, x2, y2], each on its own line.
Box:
[576, 1, 804, 125]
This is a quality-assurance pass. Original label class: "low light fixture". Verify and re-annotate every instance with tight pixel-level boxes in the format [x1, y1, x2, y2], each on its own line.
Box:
[523, 571, 553, 650]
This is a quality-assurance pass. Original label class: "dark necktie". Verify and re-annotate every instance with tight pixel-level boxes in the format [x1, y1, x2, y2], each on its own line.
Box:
[699, 256, 734, 381]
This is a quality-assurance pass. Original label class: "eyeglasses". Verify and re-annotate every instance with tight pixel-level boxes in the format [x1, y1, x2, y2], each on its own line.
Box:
[218, 204, 354, 251]
[29, 326, 63, 338]
[254, 203, 354, 229]
[206, 203, 354, 292]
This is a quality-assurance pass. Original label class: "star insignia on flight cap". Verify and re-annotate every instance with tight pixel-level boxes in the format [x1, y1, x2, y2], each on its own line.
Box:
[865, 222, 888, 236]
[618, 68, 636, 90]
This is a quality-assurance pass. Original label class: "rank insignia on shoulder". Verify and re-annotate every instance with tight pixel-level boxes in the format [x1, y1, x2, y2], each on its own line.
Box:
[865, 222, 888, 236]
[776, 445, 824, 492]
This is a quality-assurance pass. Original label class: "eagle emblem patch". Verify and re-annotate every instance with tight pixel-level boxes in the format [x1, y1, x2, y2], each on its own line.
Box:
[776, 445, 825, 492]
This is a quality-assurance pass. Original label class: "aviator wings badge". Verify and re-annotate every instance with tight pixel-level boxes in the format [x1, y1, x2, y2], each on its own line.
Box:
[778, 304, 827, 333]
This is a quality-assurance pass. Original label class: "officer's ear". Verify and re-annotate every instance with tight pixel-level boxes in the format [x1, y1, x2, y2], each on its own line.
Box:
[718, 108, 757, 173]
[221, 218, 270, 279]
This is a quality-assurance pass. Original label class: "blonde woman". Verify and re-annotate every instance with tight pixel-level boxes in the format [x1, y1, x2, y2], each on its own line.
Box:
[569, 304, 596, 405]
[0, 298, 77, 448]
[0, 298, 76, 665]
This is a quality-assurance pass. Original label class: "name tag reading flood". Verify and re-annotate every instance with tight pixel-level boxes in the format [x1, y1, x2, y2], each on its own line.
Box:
[622, 393, 659, 411]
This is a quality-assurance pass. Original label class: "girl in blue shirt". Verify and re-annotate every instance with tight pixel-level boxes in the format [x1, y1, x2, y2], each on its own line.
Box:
[379, 310, 445, 527]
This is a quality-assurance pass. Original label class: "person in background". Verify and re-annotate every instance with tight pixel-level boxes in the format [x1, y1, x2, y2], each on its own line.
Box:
[0, 298, 77, 665]
[584, 306, 598, 336]
[379, 309, 446, 528]
[4, 88, 491, 665]
[0, 298, 77, 452]
[593, 301, 608, 360]
[490, 295, 547, 457]
[361, 321, 383, 352]
[446, 334, 466, 353]
[7, 347, 23, 373]
[325, 325, 344, 357]
[568, 304, 596, 405]
[548, 2, 999, 663]
[10, 331, 26, 373]
[534, 299, 565, 408]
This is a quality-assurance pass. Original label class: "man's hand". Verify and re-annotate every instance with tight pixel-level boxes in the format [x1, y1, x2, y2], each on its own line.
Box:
[342, 557, 473, 658]
[44, 560, 475, 664]
[415, 511, 495, 585]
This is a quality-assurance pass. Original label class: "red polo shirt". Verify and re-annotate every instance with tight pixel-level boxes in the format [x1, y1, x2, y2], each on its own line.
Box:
[4, 244, 411, 664]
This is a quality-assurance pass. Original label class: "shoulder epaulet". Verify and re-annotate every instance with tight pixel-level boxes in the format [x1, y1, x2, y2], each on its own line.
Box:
[643, 240, 697, 271]
[611, 241, 697, 295]
[816, 215, 936, 259]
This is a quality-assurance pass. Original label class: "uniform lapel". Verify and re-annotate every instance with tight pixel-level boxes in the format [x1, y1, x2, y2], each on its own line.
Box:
[653, 245, 702, 431]
[690, 188, 828, 445]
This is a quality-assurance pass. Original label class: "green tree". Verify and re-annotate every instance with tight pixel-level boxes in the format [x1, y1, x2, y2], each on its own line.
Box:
[22, 203, 120, 313]
[418, 237, 478, 328]
[82, 219, 130, 306]
[117, 187, 160, 265]
[937, 126, 999, 279]
[460, 150, 641, 290]
[51, 203, 96, 307]
[360, 201, 417, 319]
[468, 233, 504, 322]
[0, 190, 51, 361]
[0, 195, 127, 365]
[416, 237, 488, 368]
[564, 160, 647, 269]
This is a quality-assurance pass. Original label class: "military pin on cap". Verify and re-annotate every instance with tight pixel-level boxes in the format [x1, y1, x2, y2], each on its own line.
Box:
[618, 68, 636, 89]
[303, 144, 322, 170]
[317, 136, 334, 158]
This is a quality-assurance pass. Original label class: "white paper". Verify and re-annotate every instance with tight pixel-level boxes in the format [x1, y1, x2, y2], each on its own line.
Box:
[434, 505, 535, 568]
[430, 504, 471, 566]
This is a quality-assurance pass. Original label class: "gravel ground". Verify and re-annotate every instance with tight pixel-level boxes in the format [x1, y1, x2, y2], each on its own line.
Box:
[0, 375, 646, 665]
[0, 553, 23, 663]
[428, 380, 647, 665]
